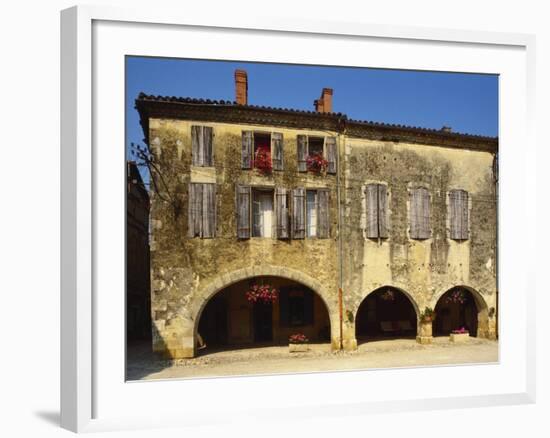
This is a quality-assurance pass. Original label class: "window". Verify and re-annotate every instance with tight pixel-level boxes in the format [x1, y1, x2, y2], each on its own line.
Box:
[241, 131, 284, 170]
[252, 189, 274, 238]
[296, 135, 337, 174]
[191, 125, 213, 166]
[292, 188, 329, 239]
[237, 186, 288, 239]
[236, 186, 327, 240]
[364, 183, 389, 239]
[449, 189, 469, 240]
[279, 288, 314, 327]
[187, 183, 216, 238]
[409, 187, 430, 239]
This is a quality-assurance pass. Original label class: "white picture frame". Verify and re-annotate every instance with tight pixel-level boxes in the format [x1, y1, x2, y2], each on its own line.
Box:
[60, 5, 536, 433]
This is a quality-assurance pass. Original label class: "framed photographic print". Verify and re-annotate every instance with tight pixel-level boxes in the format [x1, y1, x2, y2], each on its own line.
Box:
[61, 5, 536, 433]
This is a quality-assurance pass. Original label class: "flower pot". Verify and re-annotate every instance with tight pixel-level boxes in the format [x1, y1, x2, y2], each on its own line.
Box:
[289, 343, 309, 353]
[450, 332, 470, 343]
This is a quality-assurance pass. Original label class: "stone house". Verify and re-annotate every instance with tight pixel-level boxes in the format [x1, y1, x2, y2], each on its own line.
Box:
[135, 69, 498, 358]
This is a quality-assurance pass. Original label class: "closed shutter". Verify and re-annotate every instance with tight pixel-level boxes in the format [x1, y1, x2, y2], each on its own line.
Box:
[191, 126, 203, 166]
[317, 189, 330, 238]
[271, 132, 284, 170]
[325, 137, 337, 174]
[202, 183, 216, 238]
[366, 184, 379, 238]
[297, 135, 307, 172]
[411, 187, 430, 239]
[450, 189, 469, 240]
[241, 131, 253, 169]
[203, 126, 213, 166]
[292, 188, 306, 239]
[236, 185, 251, 239]
[275, 187, 290, 239]
[377, 184, 389, 238]
[188, 183, 203, 237]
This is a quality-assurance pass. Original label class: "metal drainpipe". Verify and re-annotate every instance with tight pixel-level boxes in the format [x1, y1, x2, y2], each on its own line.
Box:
[336, 118, 346, 351]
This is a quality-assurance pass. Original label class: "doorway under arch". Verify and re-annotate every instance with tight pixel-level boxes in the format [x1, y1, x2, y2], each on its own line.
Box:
[433, 286, 486, 337]
[355, 286, 418, 342]
[197, 276, 331, 353]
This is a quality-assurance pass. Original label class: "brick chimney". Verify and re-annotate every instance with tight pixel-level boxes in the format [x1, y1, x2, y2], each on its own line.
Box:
[235, 69, 248, 105]
[314, 88, 333, 113]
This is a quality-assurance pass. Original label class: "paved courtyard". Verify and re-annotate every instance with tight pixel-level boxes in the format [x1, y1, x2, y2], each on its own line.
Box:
[126, 337, 498, 381]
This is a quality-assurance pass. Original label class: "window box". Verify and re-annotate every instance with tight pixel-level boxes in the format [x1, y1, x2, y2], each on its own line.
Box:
[450, 332, 470, 343]
[289, 343, 309, 353]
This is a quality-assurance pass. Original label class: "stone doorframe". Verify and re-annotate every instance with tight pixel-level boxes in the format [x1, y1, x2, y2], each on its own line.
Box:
[429, 285, 495, 339]
[190, 265, 340, 356]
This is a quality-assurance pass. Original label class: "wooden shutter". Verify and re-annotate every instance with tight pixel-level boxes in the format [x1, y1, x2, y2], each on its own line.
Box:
[188, 183, 203, 237]
[291, 188, 306, 239]
[366, 184, 379, 238]
[377, 184, 389, 238]
[450, 189, 469, 240]
[241, 131, 253, 169]
[297, 135, 307, 172]
[411, 187, 430, 239]
[275, 187, 290, 239]
[271, 132, 284, 170]
[236, 185, 251, 239]
[203, 126, 213, 166]
[317, 189, 330, 238]
[201, 183, 216, 238]
[325, 137, 337, 174]
[191, 126, 203, 166]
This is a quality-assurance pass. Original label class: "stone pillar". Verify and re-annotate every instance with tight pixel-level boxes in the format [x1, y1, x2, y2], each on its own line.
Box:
[152, 317, 195, 359]
[416, 319, 433, 344]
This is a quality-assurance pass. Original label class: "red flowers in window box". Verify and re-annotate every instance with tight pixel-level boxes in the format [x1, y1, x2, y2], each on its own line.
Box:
[245, 283, 278, 304]
[289, 333, 309, 344]
[306, 153, 328, 174]
[452, 327, 468, 334]
[253, 146, 272, 175]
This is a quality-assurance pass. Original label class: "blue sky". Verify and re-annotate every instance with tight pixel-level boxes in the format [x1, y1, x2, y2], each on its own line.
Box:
[126, 57, 498, 155]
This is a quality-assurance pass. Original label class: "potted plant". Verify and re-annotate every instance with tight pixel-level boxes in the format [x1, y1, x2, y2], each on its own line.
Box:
[245, 283, 278, 304]
[306, 153, 328, 174]
[450, 326, 470, 342]
[289, 333, 309, 353]
[253, 146, 272, 175]
[419, 306, 435, 323]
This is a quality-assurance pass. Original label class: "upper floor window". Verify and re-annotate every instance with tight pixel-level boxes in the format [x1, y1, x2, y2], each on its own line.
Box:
[363, 183, 389, 239]
[241, 131, 284, 171]
[191, 125, 213, 166]
[449, 189, 469, 240]
[296, 135, 337, 174]
[236, 185, 329, 240]
[409, 187, 430, 240]
[188, 183, 216, 238]
[252, 188, 274, 238]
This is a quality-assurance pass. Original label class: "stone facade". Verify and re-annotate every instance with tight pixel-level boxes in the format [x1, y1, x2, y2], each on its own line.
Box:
[135, 78, 498, 359]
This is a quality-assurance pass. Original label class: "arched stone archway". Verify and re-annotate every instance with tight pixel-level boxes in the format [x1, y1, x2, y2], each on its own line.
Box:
[355, 286, 420, 343]
[189, 266, 339, 356]
[431, 285, 493, 338]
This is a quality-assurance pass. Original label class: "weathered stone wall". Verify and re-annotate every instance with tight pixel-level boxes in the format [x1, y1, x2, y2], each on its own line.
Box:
[341, 138, 497, 343]
[146, 116, 498, 358]
[148, 118, 341, 358]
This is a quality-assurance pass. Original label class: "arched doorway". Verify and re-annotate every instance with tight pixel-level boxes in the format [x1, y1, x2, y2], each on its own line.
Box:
[355, 287, 418, 342]
[197, 276, 331, 352]
[433, 286, 485, 337]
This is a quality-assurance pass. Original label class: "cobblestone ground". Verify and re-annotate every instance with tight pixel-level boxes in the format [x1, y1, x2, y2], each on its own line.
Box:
[126, 337, 498, 381]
